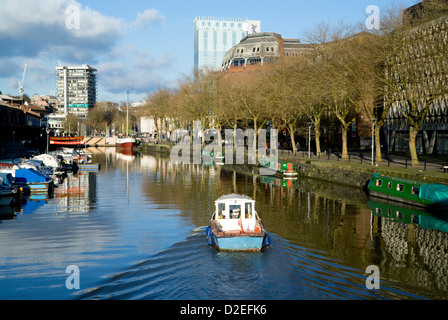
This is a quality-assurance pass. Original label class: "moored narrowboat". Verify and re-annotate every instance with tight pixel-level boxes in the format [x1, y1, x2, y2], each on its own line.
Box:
[367, 173, 448, 210]
[259, 158, 297, 178]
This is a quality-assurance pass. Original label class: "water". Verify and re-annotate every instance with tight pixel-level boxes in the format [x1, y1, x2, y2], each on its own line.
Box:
[1, 148, 447, 300]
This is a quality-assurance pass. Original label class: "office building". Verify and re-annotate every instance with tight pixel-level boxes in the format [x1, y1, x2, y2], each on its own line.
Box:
[55, 64, 97, 118]
[194, 17, 261, 71]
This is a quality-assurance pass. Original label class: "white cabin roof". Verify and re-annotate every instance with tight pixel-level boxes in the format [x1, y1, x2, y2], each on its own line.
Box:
[216, 194, 253, 202]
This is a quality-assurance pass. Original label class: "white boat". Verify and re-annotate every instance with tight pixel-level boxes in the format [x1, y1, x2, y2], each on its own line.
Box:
[0, 184, 16, 206]
[33, 154, 61, 169]
[206, 194, 270, 252]
[116, 137, 136, 150]
[116, 90, 137, 151]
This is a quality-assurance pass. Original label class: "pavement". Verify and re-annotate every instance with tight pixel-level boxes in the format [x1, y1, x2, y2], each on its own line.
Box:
[278, 149, 448, 175]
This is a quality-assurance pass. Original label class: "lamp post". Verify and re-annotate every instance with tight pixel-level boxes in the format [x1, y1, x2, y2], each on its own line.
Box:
[307, 122, 313, 159]
[371, 119, 376, 166]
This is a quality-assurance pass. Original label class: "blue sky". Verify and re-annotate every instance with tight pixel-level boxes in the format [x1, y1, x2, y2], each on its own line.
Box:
[0, 0, 418, 104]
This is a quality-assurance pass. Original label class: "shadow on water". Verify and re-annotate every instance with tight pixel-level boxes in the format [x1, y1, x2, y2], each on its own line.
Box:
[1, 148, 447, 300]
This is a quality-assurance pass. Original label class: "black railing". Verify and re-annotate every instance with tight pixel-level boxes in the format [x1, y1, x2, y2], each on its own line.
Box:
[277, 148, 448, 173]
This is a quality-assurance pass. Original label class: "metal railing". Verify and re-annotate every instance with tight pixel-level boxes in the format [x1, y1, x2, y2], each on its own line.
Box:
[277, 148, 448, 173]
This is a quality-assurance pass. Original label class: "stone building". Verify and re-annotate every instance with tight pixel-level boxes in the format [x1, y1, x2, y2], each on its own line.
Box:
[221, 32, 314, 76]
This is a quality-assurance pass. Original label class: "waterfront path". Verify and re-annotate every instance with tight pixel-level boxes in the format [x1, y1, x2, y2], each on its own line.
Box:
[278, 149, 448, 185]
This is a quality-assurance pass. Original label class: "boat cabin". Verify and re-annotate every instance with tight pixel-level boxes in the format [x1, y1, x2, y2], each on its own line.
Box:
[213, 194, 259, 232]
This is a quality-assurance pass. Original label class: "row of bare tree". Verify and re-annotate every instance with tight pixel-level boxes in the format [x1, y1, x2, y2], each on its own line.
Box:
[90, 1, 448, 166]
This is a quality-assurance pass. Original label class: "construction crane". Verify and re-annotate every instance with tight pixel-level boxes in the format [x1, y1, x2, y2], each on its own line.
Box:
[18, 63, 27, 98]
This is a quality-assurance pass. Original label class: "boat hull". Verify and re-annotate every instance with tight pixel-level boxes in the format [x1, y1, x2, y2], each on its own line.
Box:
[0, 193, 14, 206]
[212, 234, 265, 252]
[27, 182, 52, 193]
[50, 136, 85, 147]
[116, 142, 135, 150]
[116, 137, 136, 150]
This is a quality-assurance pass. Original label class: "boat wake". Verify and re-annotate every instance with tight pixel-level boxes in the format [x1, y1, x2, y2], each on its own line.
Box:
[76, 232, 425, 300]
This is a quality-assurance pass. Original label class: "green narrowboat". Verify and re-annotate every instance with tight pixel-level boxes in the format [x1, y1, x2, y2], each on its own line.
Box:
[259, 159, 297, 178]
[367, 173, 448, 210]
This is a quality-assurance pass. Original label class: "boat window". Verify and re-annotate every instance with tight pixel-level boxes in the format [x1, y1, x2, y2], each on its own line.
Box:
[218, 203, 226, 219]
[245, 202, 253, 219]
[388, 182, 392, 189]
[411, 187, 420, 195]
[376, 179, 383, 187]
[397, 211, 403, 220]
[229, 205, 241, 219]
[412, 215, 419, 224]
[397, 184, 404, 192]
[375, 208, 382, 215]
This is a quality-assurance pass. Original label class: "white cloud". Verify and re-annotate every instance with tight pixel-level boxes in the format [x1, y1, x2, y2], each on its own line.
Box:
[0, 0, 172, 99]
[97, 51, 174, 95]
[0, 0, 123, 62]
[131, 9, 165, 30]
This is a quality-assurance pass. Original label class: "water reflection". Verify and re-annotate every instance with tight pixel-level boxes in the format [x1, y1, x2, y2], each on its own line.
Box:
[370, 199, 448, 297]
[1, 148, 448, 299]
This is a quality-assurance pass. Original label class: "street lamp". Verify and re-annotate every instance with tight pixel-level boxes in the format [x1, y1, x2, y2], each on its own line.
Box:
[371, 119, 376, 166]
[307, 122, 313, 159]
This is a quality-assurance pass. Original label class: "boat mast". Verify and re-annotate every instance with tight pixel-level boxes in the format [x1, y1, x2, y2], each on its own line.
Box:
[126, 89, 129, 137]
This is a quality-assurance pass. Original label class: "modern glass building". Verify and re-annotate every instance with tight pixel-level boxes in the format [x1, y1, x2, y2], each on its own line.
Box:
[55, 64, 97, 118]
[194, 17, 261, 71]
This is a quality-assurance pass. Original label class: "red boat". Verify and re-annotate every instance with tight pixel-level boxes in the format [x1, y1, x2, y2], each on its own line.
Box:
[115, 137, 136, 150]
[50, 136, 85, 146]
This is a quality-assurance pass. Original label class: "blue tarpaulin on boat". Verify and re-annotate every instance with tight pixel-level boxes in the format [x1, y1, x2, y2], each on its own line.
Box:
[14, 169, 50, 183]
[419, 184, 448, 205]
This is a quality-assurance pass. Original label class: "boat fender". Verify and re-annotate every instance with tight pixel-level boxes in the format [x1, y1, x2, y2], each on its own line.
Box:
[263, 234, 271, 247]
[206, 227, 215, 246]
[205, 226, 212, 237]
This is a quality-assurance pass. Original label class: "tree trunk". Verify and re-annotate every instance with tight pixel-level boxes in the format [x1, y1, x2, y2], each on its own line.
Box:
[341, 126, 349, 159]
[253, 117, 258, 152]
[409, 126, 419, 166]
[314, 122, 321, 157]
[288, 123, 296, 153]
[375, 124, 382, 163]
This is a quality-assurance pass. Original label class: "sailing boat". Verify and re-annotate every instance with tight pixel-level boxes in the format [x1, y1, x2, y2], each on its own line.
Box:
[116, 90, 136, 151]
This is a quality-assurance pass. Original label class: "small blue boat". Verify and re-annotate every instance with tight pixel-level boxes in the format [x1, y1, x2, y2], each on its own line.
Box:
[12, 168, 54, 193]
[206, 194, 270, 252]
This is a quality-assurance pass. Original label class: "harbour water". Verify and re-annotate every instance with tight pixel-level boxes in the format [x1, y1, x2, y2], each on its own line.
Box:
[1, 148, 448, 300]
